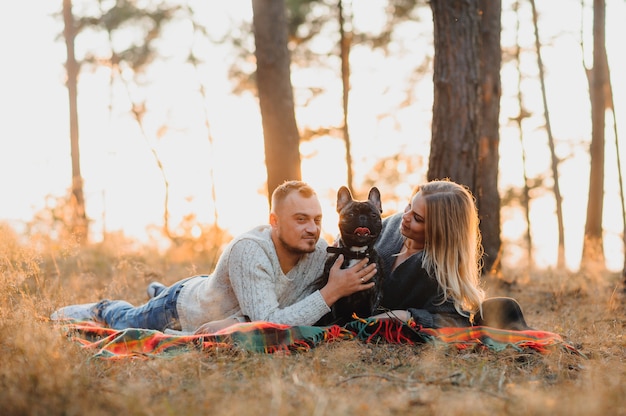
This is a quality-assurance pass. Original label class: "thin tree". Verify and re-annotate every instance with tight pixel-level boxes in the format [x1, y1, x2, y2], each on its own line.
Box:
[62, 0, 88, 245]
[511, 0, 534, 271]
[581, 0, 607, 271]
[616, 107, 626, 282]
[609, 62, 626, 282]
[529, 0, 566, 269]
[614, 84, 626, 282]
[252, 0, 302, 200]
[338, 0, 354, 193]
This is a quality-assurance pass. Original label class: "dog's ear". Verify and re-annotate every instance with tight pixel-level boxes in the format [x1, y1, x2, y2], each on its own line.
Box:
[336, 186, 353, 213]
[368, 187, 382, 213]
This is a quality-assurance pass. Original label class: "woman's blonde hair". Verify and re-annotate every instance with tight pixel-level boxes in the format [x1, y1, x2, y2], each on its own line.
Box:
[418, 179, 485, 316]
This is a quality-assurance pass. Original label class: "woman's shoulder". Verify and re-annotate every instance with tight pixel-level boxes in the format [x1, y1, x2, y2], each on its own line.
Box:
[375, 212, 404, 254]
[382, 212, 403, 226]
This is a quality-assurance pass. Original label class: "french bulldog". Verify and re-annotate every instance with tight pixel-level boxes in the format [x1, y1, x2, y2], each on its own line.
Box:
[313, 186, 384, 326]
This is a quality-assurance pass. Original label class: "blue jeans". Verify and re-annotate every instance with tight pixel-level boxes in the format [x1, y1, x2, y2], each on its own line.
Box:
[95, 277, 194, 331]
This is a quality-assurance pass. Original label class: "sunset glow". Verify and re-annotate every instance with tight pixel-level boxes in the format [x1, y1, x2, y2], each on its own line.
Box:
[1, 0, 624, 272]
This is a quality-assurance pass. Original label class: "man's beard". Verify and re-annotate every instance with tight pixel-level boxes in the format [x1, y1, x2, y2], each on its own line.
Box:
[277, 234, 316, 255]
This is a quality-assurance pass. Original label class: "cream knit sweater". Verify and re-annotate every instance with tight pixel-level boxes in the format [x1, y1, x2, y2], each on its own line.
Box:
[176, 225, 331, 333]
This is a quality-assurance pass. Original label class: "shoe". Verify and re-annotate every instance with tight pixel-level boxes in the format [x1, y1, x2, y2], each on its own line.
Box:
[147, 282, 166, 299]
[50, 302, 98, 322]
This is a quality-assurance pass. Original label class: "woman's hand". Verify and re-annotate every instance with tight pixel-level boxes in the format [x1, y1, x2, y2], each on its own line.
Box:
[194, 317, 240, 335]
[319, 255, 377, 307]
[369, 310, 411, 322]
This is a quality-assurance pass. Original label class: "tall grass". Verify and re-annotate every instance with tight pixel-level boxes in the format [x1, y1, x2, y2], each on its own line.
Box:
[1, 222, 624, 415]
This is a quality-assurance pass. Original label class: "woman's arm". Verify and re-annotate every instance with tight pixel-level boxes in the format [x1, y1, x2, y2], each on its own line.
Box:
[369, 310, 411, 321]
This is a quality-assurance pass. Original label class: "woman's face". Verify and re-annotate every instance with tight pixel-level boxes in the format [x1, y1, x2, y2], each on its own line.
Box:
[400, 192, 426, 249]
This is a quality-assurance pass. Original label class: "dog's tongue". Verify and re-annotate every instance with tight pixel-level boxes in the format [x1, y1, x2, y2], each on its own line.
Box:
[354, 227, 371, 237]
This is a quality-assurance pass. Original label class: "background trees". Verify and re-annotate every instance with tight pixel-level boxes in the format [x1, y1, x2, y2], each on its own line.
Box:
[35, 0, 624, 275]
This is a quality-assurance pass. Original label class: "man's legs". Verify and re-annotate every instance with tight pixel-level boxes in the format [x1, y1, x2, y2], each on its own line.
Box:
[147, 282, 167, 299]
[51, 277, 192, 331]
[96, 278, 190, 330]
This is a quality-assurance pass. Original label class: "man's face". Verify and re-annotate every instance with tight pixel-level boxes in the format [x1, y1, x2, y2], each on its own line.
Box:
[271, 192, 323, 254]
[400, 192, 426, 250]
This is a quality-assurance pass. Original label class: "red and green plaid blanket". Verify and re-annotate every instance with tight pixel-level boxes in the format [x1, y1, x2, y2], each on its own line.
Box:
[55, 317, 584, 359]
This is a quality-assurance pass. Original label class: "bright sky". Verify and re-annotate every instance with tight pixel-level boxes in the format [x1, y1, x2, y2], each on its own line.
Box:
[1, 0, 624, 272]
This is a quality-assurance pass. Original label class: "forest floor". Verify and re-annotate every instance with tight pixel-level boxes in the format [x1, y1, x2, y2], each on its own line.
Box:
[1, 229, 624, 415]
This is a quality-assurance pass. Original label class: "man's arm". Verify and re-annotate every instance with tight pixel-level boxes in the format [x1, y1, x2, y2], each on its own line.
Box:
[227, 240, 330, 325]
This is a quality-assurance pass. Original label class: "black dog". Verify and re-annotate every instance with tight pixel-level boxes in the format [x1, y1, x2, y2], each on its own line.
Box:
[313, 186, 384, 326]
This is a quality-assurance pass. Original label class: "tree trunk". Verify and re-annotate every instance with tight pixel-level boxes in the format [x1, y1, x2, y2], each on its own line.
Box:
[476, 0, 502, 274]
[339, 0, 354, 193]
[252, 0, 302, 201]
[63, 0, 88, 244]
[512, 0, 534, 273]
[529, 0, 566, 268]
[428, 0, 481, 192]
[612, 77, 626, 283]
[606, 56, 626, 283]
[582, 0, 607, 271]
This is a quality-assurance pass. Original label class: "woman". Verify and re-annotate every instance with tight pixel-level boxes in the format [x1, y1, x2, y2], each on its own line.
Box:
[373, 179, 529, 330]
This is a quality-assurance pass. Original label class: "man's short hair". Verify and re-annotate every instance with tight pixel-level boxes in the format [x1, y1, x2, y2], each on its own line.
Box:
[270, 180, 316, 214]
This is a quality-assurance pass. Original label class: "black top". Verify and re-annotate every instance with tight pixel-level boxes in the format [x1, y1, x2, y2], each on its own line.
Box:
[374, 213, 471, 328]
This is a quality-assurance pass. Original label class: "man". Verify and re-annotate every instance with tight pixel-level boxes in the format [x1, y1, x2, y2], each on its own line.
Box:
[51, 181, 377, 334]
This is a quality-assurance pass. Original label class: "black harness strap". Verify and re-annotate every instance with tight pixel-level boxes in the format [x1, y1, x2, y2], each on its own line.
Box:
[327, 245, 374, 260]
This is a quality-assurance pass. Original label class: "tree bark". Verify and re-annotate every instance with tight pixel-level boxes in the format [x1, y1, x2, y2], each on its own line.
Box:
[582, 0, 607, 270]
[476, 0, 502, 274]
[428, 0, 481, 192]
[252, 0, 302, 201]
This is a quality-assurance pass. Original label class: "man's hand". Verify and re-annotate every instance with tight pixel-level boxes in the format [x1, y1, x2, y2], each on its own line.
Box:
[319, 255, 377, 307]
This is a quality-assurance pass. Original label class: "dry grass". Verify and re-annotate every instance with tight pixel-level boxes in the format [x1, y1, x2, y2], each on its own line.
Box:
[1, 224, 625, 416]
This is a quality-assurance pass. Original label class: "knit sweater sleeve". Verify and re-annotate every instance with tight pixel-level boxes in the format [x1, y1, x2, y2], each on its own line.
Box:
[227, 239, 330, 326]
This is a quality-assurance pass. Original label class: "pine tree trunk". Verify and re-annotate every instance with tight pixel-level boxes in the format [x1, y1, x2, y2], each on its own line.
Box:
[252, 0, 302, 200]
[476, 0, 502, 274]
[582, 0, 607, 271]
[428, 0, 481, 192]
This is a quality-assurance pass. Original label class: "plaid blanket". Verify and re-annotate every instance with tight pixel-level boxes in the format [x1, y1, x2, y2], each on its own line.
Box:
[57, 317, 584, 359]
